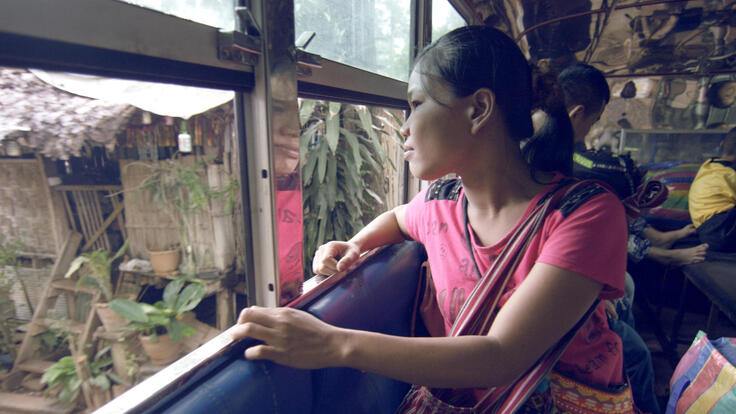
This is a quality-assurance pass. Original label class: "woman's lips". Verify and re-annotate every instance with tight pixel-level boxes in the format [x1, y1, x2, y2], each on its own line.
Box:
[403, 146, 414, 161]
[276, 144, 300, 159]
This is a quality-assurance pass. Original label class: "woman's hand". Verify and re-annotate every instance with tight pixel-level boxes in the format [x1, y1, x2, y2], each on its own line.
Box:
[230, 306, 346, 369]
[312, 241, 361, 275]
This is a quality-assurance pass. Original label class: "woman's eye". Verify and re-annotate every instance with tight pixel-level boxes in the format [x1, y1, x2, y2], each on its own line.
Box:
[410, 100, 422, 108]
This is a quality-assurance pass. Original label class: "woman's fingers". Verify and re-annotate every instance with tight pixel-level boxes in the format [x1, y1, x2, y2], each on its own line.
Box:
[312, 242, 345, 274]
[229, 320, 279, 342]
[244, 344, 280, 362]
[236, 305, 278, 326]
[336, 249, 359, 271]
[231, 307, 343, 369]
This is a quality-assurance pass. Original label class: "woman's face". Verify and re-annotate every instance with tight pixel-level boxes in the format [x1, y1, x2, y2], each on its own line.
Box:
[272, 98, 301, 176]
[400, 69, 471, 180]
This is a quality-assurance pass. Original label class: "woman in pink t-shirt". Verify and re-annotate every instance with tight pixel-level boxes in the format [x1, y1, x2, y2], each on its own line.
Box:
[231, 26, 627, 406]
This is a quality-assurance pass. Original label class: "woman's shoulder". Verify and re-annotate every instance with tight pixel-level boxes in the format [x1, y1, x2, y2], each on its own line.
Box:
[555, 179, 622, 218]
[424, 177, 463, 202]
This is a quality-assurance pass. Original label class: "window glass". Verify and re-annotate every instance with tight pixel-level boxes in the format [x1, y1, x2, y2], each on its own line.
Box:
[118, 0, 236, 29]
[299, 99, 405, 280]
[432, 0, 466, 42]
[295, 0, 411, 81]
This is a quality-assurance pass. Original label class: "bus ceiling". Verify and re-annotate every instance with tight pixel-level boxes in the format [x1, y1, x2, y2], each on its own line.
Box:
[449, 0, 736, 78]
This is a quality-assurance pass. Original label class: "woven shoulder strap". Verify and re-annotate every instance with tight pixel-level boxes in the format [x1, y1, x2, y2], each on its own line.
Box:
[450, 179, 605, 413]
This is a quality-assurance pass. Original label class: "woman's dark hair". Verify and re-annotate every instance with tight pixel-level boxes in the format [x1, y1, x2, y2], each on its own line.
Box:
[558, 63, 611, 115]
[413, 26, 573, 175]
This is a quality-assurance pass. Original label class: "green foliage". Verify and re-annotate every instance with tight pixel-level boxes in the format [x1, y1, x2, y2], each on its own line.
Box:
[38, 318, 74, 355]
[300, 101, 392, 278]
[108, 276, 205, 342]
[41, 356, 81, 402]
[0, 234, 24, 356]
[41, 346, 124, 403]
[64, 239, 129, 302]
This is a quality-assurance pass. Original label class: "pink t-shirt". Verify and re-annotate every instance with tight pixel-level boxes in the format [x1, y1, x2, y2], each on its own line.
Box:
[404, 176, 627, 387]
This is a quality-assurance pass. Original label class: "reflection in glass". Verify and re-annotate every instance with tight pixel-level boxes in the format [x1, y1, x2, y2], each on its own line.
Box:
[271, 67, 304, 305]
[295, 0, 411, 81]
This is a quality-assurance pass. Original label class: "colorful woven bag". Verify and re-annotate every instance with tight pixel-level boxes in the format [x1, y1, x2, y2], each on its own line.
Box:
[548, 371, 637, 413]
[666, 331, 736, 414]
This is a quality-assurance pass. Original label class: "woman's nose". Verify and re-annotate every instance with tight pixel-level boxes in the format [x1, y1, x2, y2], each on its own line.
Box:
[399, 123, 409, 139]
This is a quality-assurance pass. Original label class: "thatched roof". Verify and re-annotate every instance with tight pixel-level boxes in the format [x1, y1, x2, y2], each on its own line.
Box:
[0, 67, 135, 160]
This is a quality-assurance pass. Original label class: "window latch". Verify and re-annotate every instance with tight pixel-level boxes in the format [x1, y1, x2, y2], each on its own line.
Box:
[217, 7, 261, 66]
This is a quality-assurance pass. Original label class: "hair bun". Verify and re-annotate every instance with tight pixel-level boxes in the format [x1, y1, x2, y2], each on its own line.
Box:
[530, 61, 566, 115]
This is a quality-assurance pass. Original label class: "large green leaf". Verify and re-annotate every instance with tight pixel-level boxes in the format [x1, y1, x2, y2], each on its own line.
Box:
[109, 298, 147, 323]
[174, 283, 205, 314]
[316, 140, 329, 184]
[168, 318, 183, 342]
[299, 99, 317, 125]
[340, 128, 362, 172]
[163, 277, 186, 309]
[301, 141, 319, 187]
[64, 256, 89, 279]
[326, 158, 337, 210]
[325, 102, 341, 153]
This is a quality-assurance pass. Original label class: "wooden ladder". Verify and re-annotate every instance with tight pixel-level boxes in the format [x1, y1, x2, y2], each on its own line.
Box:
[3, 231, 102, 393]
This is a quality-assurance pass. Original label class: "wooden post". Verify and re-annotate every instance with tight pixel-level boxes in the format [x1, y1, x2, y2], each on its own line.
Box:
[216, 287, 234, 331]
[207, 164, 235, 271]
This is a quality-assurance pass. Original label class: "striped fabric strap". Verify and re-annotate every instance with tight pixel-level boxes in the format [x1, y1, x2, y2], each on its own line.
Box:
[445, 180, 601, 413]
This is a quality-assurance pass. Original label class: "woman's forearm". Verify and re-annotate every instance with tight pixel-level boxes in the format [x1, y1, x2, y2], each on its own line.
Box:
[337, 329, 511, 388]
[348, 206, 409, 252]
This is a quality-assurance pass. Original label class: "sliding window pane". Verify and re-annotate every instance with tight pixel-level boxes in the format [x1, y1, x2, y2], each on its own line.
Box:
[432, 0, 466, 42]
[119, 0, 236, 29]
[295, 0, 411, 81]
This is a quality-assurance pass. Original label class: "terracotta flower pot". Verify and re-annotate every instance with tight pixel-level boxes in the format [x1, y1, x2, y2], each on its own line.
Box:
[139, 333, 181, 365]
[148, 249, 180, 276]
[94, 302, 128, 332]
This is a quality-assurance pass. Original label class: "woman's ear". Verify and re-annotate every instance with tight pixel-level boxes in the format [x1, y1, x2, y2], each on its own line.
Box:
[567, 104, 585, 124]
[469, 88, 495, 134]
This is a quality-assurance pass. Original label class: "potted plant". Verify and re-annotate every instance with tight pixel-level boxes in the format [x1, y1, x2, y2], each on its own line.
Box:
[64, 239, 130, 331]
[109, 276, 205, 365]
[134, 157, 237, 275]
[41, 345, 126, 409]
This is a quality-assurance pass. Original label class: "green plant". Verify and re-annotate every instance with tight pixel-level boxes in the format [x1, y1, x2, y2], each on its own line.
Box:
[38, 317, 74, 355]
[0, 234, 24, 356]
[132, 157, 238, 273]
[300, 101, 399, 278]
[41, 346, 124, 403]
[108, 276, 205, 342]
[64, 239, 129, 302]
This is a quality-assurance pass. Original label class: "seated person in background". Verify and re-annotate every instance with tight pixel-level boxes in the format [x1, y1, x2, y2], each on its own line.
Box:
[558, 63, 707, 267]
[688, 127, 736, 252]
[559, 63, 663, 414]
